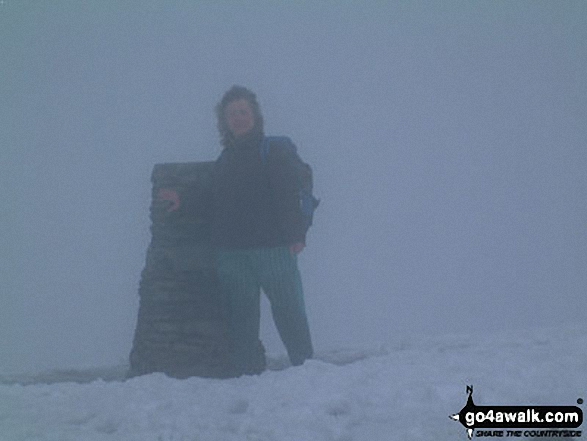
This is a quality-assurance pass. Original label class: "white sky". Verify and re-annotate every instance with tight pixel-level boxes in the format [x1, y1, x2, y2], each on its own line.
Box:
[1, 1, 586, 373]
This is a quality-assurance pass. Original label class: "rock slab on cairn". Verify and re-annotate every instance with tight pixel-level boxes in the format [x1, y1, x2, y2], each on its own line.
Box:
[128, 162, 233, 379]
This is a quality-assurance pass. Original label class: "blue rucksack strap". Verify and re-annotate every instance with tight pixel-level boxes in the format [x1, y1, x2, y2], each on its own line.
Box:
[260, 136, 318, 231]
[260, 136, 296, 164]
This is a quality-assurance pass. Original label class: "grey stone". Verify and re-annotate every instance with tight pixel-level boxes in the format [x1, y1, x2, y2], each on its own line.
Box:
[128, 162, 234, 379]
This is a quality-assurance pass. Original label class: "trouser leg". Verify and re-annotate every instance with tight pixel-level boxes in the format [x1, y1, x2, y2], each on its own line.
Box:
[216, 250, 265, 375]
[259, 247, 313, 366]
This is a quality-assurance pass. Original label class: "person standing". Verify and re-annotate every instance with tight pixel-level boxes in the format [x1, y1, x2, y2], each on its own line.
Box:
[160, 86, 314, 375]
[213, 86, 313, 375]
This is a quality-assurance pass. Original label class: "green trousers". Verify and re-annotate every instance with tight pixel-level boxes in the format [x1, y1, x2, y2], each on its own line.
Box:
[216, 247, 313, 374]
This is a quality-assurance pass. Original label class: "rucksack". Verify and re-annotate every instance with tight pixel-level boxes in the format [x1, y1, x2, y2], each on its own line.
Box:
[260, 136, 319, 234]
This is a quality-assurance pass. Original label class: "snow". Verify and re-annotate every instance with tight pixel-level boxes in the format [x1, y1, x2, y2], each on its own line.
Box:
[1, 324, 584, 441]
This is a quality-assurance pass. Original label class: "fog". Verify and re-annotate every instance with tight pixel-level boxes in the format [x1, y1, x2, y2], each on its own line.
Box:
[2, 1, 585, 374]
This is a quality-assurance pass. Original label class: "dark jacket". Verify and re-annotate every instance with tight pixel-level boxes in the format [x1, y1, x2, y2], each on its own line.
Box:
[211, 135, 306, 249]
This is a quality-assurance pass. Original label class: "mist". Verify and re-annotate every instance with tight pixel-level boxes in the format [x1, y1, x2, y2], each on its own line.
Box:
[2, 1, 585, 374]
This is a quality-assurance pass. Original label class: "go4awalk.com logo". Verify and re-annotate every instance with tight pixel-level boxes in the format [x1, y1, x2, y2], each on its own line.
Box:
[450, 386, 583, 439]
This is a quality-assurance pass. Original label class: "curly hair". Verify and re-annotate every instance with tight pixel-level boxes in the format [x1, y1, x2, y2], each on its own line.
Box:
[216, 85, 264, 148]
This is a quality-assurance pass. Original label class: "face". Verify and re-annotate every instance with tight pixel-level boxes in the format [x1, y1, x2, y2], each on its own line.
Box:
[224, 98, 256, 138]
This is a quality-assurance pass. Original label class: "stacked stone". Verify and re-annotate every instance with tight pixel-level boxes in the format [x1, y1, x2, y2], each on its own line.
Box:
[128, 162, 233, 379]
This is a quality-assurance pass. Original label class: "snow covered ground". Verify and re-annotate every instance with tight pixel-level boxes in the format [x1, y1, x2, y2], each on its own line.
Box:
[1, 324, 584, 441]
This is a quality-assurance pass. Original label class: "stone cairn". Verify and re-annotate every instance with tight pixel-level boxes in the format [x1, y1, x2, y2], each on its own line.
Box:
[128, 162, 233, 379]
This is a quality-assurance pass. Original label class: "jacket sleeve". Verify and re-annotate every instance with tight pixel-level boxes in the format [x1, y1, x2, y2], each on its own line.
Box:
[267, 143, 307, 245]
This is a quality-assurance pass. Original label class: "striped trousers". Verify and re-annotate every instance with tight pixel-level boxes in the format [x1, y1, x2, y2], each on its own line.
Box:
[216, 247, 313, 374]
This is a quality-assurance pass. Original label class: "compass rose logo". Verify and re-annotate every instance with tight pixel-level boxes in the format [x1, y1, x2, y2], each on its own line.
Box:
[450, 385, 476, 439]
